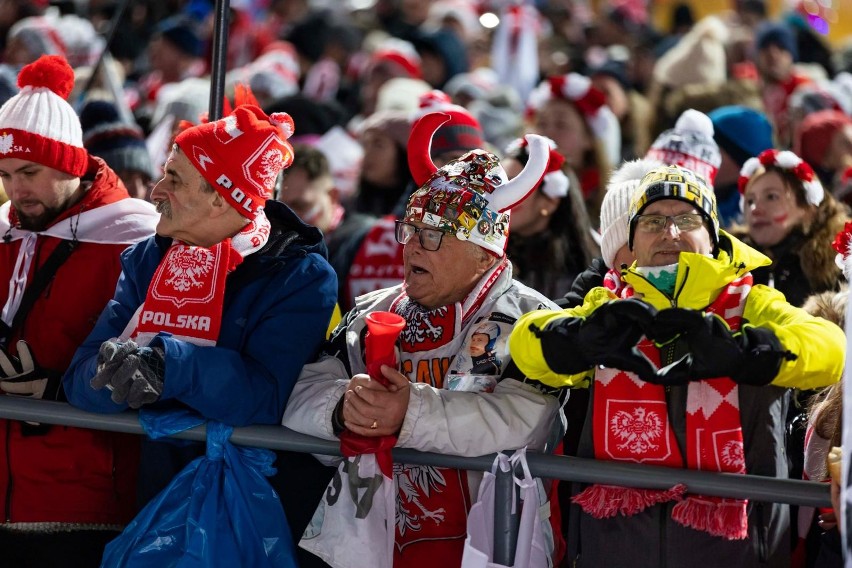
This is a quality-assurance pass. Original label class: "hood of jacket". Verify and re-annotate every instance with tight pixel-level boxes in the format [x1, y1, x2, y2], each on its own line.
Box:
[621, 230, 771, 310]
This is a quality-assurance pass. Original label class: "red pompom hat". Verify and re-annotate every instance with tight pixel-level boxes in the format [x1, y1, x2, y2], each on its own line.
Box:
[0, 54, 91, 176]
[175, 104, 296, 219]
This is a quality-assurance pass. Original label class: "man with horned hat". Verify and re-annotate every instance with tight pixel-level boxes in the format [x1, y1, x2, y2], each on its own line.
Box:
[282, 112, 563, 566]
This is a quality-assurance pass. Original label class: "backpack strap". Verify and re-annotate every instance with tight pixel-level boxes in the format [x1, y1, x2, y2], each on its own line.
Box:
[0, 239, 77, 346]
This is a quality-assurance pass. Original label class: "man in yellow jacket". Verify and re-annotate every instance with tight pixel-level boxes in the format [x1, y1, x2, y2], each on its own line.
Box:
[509, 164, 844, 568]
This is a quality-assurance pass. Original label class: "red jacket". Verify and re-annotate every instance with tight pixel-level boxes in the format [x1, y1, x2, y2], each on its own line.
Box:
[0, 158, 157, 525]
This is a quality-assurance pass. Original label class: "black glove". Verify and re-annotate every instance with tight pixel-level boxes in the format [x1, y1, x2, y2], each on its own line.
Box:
[91, 340, 166, 408]
[643, 308, 794, 386]
[534, 299, 658, 376]
[0, 340, 58, 399]
[578, 299, 660, 378]
[532, 316, 590, 375]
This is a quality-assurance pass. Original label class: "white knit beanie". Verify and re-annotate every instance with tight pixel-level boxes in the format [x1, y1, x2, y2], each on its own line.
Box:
[600, 158, 663, 268]
[0, 55, 89, 176]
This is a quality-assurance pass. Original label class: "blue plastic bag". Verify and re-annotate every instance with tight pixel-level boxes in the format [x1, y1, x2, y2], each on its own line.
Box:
[101, 411, 297, 568]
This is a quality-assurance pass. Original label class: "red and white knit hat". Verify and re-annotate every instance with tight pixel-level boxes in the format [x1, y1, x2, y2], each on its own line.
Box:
[526, 72, 621, 165]
[504, 136, 570, 199]
[831, 220, 852, 278]
[370, 37, 422, 79]
[738, 149, 824, 207]
[0, 55, 91, 176]
[175, 104, 296, 219]
[646, 109, 721, 184]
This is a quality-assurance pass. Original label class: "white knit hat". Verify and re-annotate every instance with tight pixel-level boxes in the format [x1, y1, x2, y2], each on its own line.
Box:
[0, 55, 90, 176]
[600, 158, 663, 268]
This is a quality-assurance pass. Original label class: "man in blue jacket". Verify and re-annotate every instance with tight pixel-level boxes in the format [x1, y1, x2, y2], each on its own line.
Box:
[63, 104, 337, 562]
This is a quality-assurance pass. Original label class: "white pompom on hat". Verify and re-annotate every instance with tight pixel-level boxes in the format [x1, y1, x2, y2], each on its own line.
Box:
[646, 109, 721, 184]
[599, 158, 663, 268]
[0, 54, 91, 176]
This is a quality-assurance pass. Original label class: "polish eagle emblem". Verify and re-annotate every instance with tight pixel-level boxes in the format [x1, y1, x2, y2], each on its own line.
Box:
[610, 407, 663, 454]
[164, 247, 215, 292]
[720, 439, 745, 469]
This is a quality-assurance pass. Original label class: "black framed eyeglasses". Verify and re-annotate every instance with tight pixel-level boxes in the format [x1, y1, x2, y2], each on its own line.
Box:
[635, 213, 705, 234]
[395, 220, 445, 251]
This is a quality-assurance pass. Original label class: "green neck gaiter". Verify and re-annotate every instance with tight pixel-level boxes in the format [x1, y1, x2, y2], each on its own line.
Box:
[636, 263, 679, 296]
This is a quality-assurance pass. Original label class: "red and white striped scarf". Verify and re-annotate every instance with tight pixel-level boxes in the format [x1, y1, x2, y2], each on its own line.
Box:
[574, 274, 753, 540]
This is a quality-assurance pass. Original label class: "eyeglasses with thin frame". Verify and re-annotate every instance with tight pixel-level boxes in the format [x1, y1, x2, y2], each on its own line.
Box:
[635, 213, 705, 234]
[395, 220, 445, 251]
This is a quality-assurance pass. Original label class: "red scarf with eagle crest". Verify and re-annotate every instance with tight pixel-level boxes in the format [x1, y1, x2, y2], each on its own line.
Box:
[124, 213, 270, 346]
[574, 274, 753, 540]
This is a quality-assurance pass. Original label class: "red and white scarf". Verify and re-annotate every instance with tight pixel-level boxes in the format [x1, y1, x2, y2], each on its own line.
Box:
[346, 216, 404, 308]
[121, 212, 271, 347]
[574, 274, 753, 540]
[0, 199, 158, 327]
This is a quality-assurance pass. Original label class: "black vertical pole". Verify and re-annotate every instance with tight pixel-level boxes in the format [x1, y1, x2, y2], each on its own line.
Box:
[208, 0, 230, 121]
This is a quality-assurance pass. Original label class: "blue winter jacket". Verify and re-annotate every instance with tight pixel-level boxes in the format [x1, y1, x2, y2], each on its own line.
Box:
[64, 200, 338, 427]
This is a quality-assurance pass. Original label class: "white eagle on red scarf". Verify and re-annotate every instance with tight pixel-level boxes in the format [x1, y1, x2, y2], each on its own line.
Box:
[611, 406, 663, 454]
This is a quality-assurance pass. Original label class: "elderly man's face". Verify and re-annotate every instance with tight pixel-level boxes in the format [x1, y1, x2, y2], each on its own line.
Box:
[632, 199, 714, 267]
[0, 158, 82, 231]
[150, 146, 217, 246]
[403, 222, 495, 309]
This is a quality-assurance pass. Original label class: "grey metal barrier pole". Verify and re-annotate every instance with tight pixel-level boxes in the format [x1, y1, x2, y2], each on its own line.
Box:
[0, 397, 830, 508]
[493, 457, 519, 565]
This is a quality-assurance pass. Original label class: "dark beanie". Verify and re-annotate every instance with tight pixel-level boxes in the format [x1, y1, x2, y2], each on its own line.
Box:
[80, 100, 154, 179]
[755, 22, 798, 61]
[154, 16, 202, 58]
[708, 105, 774, 167]
[411, 28, 469, 87]
[264, 93, 346, 137]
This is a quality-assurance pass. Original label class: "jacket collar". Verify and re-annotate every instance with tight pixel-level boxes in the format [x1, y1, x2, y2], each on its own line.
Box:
[622, 230, 771, 310]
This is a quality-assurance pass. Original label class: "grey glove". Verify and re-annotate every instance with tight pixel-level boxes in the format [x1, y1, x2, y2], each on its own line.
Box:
[91, 340, 166, 409]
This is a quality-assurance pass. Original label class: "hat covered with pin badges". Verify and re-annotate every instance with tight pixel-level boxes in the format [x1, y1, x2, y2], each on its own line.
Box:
[403, 112, 549, 257]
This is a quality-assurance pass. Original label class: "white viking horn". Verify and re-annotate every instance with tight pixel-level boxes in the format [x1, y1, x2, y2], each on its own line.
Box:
[490, 134, 550, 212]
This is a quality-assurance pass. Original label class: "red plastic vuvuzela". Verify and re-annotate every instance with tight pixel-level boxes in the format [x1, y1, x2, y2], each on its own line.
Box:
[364, 311, 405, 384]
[340, 311, 406, 477]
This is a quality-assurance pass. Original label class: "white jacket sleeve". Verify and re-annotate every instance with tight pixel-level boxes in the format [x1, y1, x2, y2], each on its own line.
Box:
[396, 378, 559, 456]
[282, 355, 349, 441]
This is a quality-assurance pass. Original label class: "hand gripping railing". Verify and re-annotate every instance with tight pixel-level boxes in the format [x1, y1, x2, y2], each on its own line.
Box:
[0, 397, 830, 565]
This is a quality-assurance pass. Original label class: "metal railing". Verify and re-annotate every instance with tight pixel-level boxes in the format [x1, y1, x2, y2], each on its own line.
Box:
[0, 397, 830, 564]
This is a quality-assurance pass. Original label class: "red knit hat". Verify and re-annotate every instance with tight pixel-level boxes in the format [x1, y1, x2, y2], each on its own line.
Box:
[794, 110, 852, 170]
[175, 104, 296, 219]
[0, 54, 91, 176]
